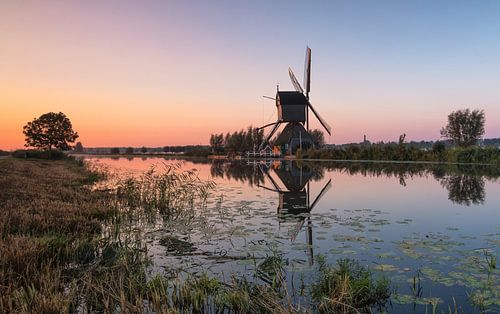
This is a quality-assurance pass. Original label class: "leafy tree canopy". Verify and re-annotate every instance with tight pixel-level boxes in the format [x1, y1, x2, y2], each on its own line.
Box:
[440, 109, 485, 148]
[310, 129, 325, 148]
[23, 112, 79, 151]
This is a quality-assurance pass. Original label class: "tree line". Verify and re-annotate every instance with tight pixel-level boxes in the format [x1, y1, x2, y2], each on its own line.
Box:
[209, 126, 265, 153]
[14, 108, 497, 162]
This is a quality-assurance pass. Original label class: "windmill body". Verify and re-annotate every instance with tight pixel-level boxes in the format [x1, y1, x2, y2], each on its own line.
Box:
[258, 47, 332, 155]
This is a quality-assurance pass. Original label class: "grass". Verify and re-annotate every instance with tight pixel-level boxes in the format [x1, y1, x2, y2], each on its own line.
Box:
[0, 157, 118, 311]
[0, 157, 394, 313]
[311, 257, 391, 313]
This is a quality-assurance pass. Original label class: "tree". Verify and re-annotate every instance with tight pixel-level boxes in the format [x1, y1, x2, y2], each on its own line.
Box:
[209, 133, 224, 153]
[110, 147, 120, 154]
[125, 147, 134, 154]
[440, 109, 485, 148]
[23, 112, 79, 154]
[140, 146, 148, 153]
[310, 129, 325, 148]
[74, 142, 84, 153]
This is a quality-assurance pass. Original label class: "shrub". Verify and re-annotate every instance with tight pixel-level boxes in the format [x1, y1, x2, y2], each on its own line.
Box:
[11, 149, 64, 160]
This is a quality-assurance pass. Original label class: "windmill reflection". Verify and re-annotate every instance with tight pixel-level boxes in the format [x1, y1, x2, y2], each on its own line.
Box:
[257, 161, 331, 266]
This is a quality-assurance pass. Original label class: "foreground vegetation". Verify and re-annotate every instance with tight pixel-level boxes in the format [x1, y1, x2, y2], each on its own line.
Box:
[0, 157, 392, 313]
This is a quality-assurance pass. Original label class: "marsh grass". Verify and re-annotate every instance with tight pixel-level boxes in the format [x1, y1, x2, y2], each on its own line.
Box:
[0, 158, 119, 311]
[116, 163, 215, 216]
[311, 257, 391, 313]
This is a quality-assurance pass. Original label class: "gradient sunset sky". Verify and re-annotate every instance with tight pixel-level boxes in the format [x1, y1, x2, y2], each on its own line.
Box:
[1, 1, 500, 150]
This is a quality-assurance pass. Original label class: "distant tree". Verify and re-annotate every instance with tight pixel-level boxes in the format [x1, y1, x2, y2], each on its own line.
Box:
[398, 133, 406, 145]
[140, 146, 148, 153]
[110, 147, 120, 154]
[310, 129, 325, 147]
[125, 147, 134, 154]
[74, 142, 84, 153]
[441, 109, 485, 148]
[209, 133, 224, 153]
[163, 146, 170, 153]
[23, 112, 79, 157]
[252, 127, 264, 149]
[397, 133, 407, 160]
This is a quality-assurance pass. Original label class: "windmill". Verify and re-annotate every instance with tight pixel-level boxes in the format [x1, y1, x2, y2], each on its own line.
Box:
[258, 47, 332, 155]
[257, 161, 332, 265]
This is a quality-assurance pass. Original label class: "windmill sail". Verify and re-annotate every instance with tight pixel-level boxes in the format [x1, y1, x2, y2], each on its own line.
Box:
[303, 47, 311, 98]
[288, 68, 304, 94]
[260, 122, 281, 150]
[309, 179, 332, 211]
[308, 102, 332, 135]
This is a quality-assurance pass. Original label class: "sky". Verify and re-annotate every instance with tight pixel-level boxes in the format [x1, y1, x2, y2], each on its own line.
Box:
[1, 1, 500, 149]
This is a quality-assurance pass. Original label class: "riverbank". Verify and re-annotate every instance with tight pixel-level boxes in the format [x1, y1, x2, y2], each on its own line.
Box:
[0, 157, 119, 311]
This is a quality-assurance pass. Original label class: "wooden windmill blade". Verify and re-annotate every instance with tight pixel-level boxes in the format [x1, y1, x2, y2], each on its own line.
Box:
[307, 101, 332, 135]
[308, 179, 332, 211]
[260, 122, 281, 150]
[303, 46, 311, 98]
[288, 68, 304, 94]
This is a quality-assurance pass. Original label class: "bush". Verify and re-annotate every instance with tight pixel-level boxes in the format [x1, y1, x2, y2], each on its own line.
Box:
[184, 148, 211, 157]
[12, 149, 64, 160]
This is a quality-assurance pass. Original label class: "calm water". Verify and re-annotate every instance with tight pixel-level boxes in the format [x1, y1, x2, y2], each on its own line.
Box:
[86, 156, 500, 312]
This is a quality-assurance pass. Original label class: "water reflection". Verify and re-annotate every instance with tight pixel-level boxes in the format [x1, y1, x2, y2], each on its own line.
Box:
[439, 175, 485, 206]
[258, 161, 331, 265]
[89, 156, 497, 206]
[210, 160, 264, 187]
[248, 161, 496, 207]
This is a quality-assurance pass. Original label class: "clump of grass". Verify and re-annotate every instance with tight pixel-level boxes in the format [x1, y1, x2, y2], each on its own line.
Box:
[116, 163, 215, 215]
[311, 257, 391, 313]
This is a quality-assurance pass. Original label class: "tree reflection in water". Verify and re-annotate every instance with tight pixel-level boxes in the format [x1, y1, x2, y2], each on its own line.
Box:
[207, 159, 497, 206]
[210, 160, 265, 187]
[440, 175, 485, 206]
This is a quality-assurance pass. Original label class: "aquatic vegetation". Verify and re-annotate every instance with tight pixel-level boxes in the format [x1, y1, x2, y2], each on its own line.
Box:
[159, 235, 197, 254]
[116, 163, 216, 215]
[311, 257, 391, 313]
